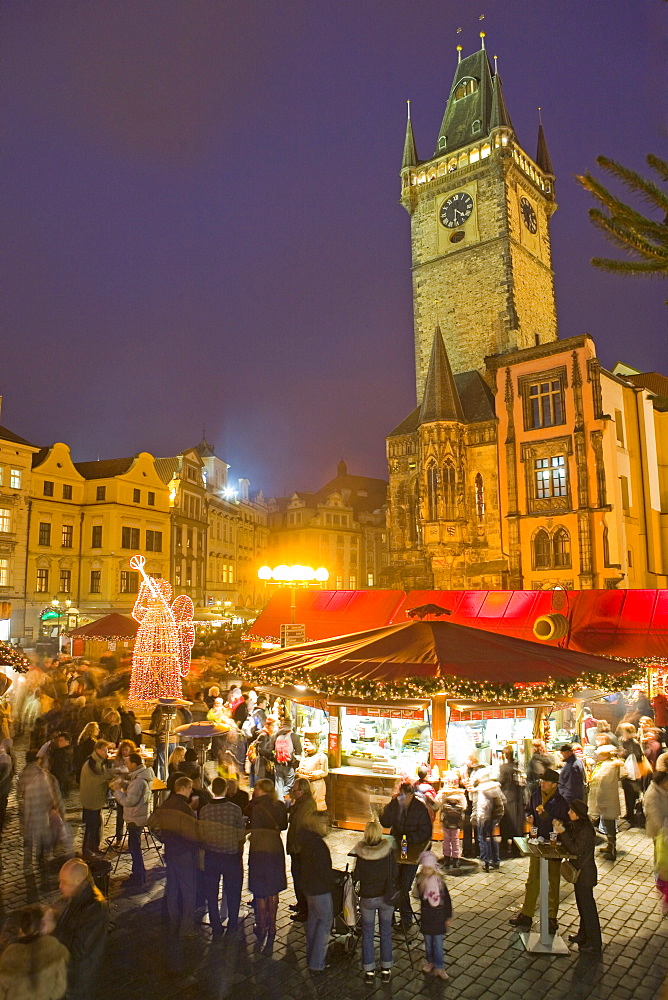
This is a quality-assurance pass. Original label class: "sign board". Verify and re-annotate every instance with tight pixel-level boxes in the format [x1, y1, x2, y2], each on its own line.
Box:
[280, 624, 306, 648]
[345, 706, 424, 721]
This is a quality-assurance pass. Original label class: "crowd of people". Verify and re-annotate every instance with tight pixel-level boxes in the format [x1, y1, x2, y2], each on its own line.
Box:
[0, 653, 667, 994]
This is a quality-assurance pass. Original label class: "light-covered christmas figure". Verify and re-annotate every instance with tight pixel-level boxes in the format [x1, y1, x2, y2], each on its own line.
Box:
[128, 554, 195, 706]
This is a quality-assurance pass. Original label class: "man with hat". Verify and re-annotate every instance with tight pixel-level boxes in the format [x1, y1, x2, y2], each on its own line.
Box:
[509, 768, 569, 933]
[557, 744, 586, 804]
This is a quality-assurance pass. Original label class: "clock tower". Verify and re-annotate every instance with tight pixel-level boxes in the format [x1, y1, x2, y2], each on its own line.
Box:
[401, 37, 558, 399]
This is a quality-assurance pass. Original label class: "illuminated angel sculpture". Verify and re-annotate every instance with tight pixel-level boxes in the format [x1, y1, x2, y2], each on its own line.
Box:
[128, 555, 195, 705]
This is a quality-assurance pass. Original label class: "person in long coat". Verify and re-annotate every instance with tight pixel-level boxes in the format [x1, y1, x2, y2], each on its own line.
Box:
[587, 746, 624, 860]
[498, 747, 526, 857]
[245, 778, 288, 954]
[554, 799, 602, 954]
[17, 753, 66, 866]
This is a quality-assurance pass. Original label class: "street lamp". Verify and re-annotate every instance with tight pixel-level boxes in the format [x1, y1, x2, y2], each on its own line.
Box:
[258, 564, 329, 642]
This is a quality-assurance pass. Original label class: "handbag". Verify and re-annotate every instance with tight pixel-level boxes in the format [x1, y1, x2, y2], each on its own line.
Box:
[383, 849, 400, 907]
[561, 859, 581, 884]
[637, 755, 653, 780]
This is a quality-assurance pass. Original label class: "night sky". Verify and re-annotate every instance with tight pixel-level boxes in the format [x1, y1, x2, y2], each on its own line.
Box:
[2, 1, 666, 497]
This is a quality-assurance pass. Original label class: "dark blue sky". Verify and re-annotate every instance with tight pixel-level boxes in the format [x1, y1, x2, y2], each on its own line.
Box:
[1, 1, 666, 496]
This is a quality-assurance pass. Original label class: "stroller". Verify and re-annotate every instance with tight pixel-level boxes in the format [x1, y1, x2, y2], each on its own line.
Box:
[330, 866, 360, 954]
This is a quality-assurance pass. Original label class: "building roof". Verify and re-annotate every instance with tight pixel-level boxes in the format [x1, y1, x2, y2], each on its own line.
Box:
[435, 46, 499, 156]
[419, 326, 465, 424]
[271, 464, 387, 517]
[0, 424, 36, 448]
[535, 122, 554, 176]
[31, 447, 50, 468]
[389, 368, 495, 438]
[623, 371, 668, 398]
[73, 456, 136, 479]
[489, 72, 514, 131]
[154, 457, 179, 484]
[195, 436, 216, 458]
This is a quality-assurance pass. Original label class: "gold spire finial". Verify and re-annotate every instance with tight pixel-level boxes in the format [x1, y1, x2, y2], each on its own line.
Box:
[407, 99, 411, 121]
[456, 44, 463, 63]
[479, 31, 486, 49]
[538, 106, 543, 124]
[494, 54, 498, 74]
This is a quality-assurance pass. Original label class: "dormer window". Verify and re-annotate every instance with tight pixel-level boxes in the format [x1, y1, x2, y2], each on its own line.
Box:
[472, 120, 482, 134]
[454, 77, 478, 100]
[438, 136, 446, 151]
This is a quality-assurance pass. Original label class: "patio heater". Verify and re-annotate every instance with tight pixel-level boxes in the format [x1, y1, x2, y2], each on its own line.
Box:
[174, 720, 231, 772]
[155, 696, 192, 780]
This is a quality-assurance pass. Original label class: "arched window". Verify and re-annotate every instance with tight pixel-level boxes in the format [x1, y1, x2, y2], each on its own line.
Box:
[533, 529, 551, 570]
[454, 78, 479, 101]
[553, 527, 571, 568]
[414, 479, 422, 543]
[472, 120, 481, 134]
[427, 465, 439, 521]
[438, 136, 446, 150]
[475, 473, 485, 521]
[443, 462, 456, 520]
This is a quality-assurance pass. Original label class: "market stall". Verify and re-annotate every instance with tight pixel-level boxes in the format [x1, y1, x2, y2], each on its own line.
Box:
[243, 618, 643, 831]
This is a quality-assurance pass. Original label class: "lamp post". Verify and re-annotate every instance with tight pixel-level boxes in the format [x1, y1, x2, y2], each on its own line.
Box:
[257, 564, 329, 645]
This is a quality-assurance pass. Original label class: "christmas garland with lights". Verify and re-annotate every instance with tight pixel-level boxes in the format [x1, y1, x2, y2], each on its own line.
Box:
[0, 642, 31, 674]
[241, 662, 646, 703]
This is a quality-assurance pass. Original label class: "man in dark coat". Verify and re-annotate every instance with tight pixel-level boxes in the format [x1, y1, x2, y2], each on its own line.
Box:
[379, 782, 433, 929]
[149, 776, 199, 937]
[509, 769, 570, 933]
[558, 744, 586, 804]
[53, 858, 109, 1000]
[554, 799, 602, 953]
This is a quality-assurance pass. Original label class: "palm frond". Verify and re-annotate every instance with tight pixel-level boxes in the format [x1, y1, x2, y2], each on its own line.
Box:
[596, 155, 668, 215]
[577, 173, 666, 237]
[591, 257, 667, 275]
[589, 211, 668, 261]
[647, 155, 668, 186]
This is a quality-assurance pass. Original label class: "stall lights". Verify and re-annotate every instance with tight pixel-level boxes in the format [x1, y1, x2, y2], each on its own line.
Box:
[258, 565, 329, 583]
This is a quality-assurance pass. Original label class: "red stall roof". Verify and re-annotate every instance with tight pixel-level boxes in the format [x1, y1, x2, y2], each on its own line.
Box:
[247, 590, 405, 642]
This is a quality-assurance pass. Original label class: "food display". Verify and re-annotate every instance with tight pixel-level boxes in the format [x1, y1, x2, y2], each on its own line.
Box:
[340, 706, 431, 776]
[446, 707, 535, 769]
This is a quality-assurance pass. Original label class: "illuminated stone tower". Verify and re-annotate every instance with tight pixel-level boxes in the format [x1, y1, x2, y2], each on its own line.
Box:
[401, 36, 558, 398]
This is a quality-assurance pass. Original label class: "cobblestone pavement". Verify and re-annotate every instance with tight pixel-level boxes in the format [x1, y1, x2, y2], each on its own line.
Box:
[2, 754, 666, 1000]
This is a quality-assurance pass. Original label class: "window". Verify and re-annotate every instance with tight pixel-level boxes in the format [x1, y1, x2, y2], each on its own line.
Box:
[61, 525, 73, 548]
[535, 456, 567, 498]
[443, 462, 456, 519]
[472, 119, 481, 133]
[475, 473, 485, 521]
[91, 525, 102, 548]
[615, 410, 625, 447]
[427, 464, 438, 521]
[96, 486, 106, 501]
[90, 570, 101, 593]
[603, 527, 610, 567]
[175, 527, 182, 548]
[0, 558, 8, 587]
[527, 379, 565, 428]
[121, 526, 140, 549]
[38, 522, 51, 546]
[0, 469, 3, 486]
[146, 530, 162, 552]
[187, 529, 193, 549]
[59, 569, 71, 593]
[620, 476, 630, 514]
[10, 469, 21, 489]
[628, 550, 633, 568]
[349, 575, 357, 589]
[43, 481, 54, 497]
[148, 492, 155, 506]
[62, 484, 72, 500]
[120, 570, 139, 593]
[367, 573, 375, 587]
[36, 568, 49, 592]
[335, 575, 343, 589]
[533, 529, 551, 570]
[454, 77, 478, 100]
[133, 489, 141, 504]
[0, 509, 10, 533]
[438, 136, 446, 150]
[553, 527, 571, 568]
[228, 564, 234, 585]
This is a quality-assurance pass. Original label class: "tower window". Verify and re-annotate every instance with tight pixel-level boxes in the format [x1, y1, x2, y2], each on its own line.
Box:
[454, 78, 479, 101]
[427, 464, 439, 521]
[443, 462, 456, 520]
[523, 375, 565, 429]
[472, 120, 481, 134]
[438, 136, 446, 150]
[475, 473, 485, 521]
[533, 529, 551, 570]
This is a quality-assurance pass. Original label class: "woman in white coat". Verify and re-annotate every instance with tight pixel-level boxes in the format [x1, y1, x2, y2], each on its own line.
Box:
[588, 745, 624, 861]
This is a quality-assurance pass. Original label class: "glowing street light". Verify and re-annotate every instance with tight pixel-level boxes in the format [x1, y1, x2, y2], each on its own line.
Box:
[257, 564, 330, 630]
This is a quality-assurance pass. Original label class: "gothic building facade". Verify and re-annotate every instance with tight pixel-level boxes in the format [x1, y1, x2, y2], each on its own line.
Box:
[384, 38, 668, 592]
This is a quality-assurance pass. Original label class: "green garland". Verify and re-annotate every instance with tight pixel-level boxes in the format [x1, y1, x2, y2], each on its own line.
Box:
[0, 641, 31, 675]
[241, 662, 646, 703]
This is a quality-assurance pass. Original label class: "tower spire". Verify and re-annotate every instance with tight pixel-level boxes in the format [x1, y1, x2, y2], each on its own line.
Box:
[536, 115, 554, 176]
[401, 100, 418, 169]
[419, 326, 465, 424]
[489, 70, 514, 131]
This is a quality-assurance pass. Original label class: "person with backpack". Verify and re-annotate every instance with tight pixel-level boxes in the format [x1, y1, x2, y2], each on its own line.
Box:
[471, 771, 505, 872]
[439, 786, 466, 868]
[248, 715, 277, 789]
[271, 716, 302, 801]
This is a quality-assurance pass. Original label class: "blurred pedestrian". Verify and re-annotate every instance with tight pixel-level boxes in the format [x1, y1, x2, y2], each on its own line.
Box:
[111, 752, 154, 886]
[471, 771, 505, 872]
[51, 859, 109, 1000]
[286, 777, 316, 921]
[351, 818, 396, 984]
[558, 744, 586, 804]
[246, 778, 288, 954]
[414, 850, 452, 979]
[554, 800, 602, 954]
[498, 746, 526, 857]
[200, 777, 246, 936]
[439, 785, 466, 868]
[300, 812, 333, 972]
[17, 751, 66, 867]
[588, 745, 623, 861]
[0, 904, 69, 1000]
[78, 741, 110, 856]
[149, 776, 200, 937]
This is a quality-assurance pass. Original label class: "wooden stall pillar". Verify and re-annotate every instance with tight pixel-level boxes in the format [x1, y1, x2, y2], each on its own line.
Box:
[327, 705, 341, 768]
[431, 695, 447, 770]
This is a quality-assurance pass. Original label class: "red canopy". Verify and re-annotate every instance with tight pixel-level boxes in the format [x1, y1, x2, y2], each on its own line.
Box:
[245, 619, 635, 688]
[248, 589, 405, 641]
[68, 613, 138, 639]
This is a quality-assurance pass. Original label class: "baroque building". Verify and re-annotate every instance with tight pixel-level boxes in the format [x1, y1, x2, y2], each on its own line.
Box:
[384, 38, 668, 592]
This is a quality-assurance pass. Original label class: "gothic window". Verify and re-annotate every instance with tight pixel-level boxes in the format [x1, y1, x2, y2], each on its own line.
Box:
[413, 479, 421, 543]
[533, 529, 551, 570]
[553, 527, 571, 568]
[535, 456, 567, 499]
[443, 462, 456, 520]
[454, 78, 479, 100]
[526, 378, 565, 428]
[427, 465, 439, 521]
[475, 473, 485, 521]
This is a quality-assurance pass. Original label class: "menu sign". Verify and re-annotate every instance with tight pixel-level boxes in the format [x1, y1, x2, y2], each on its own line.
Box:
[345, 706, 424, 721]
[449, 708, 529, 722]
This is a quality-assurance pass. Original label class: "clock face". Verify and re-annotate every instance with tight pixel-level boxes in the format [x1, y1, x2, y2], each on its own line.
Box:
[439, 191, 474, 230]
[520, 196, 538, 234]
